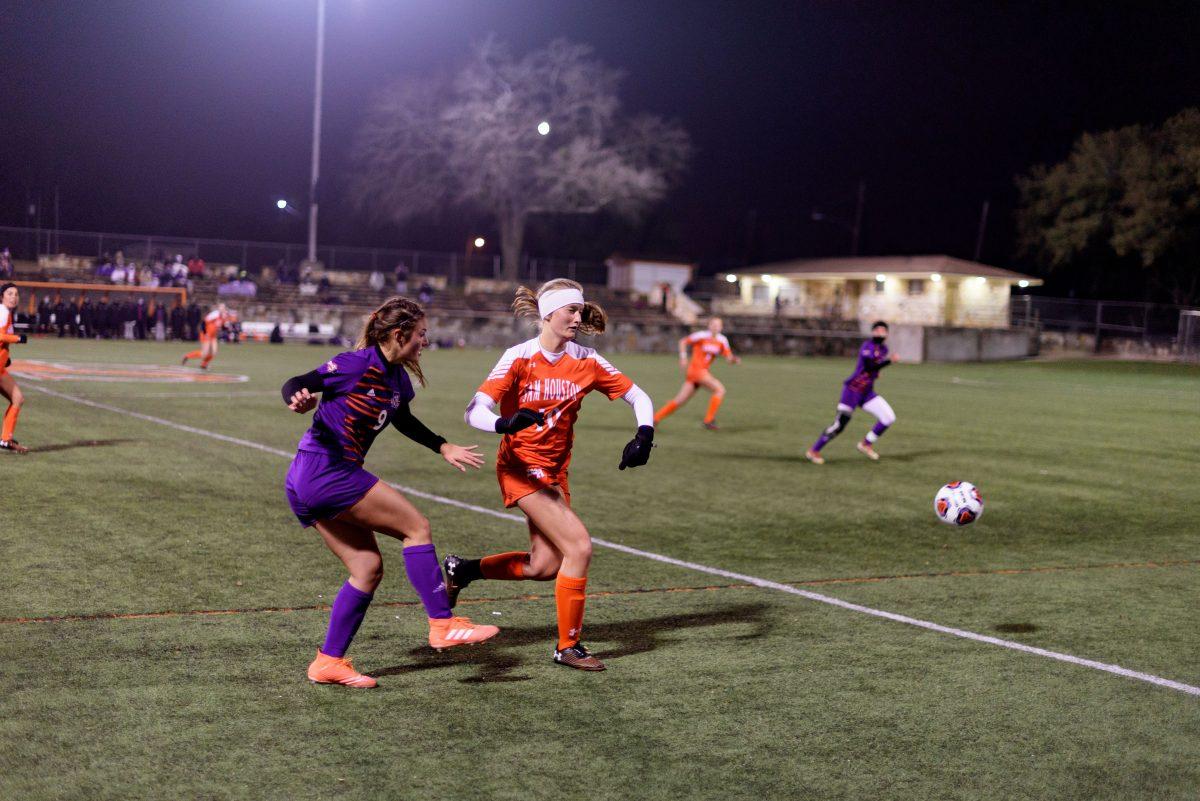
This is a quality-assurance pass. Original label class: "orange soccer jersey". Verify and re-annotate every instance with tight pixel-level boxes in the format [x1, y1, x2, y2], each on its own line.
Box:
[478, 339, 633, 477]
[0, 306, 18, 374]
[201, 309, 227, 341]
[684, 330, 732, 381]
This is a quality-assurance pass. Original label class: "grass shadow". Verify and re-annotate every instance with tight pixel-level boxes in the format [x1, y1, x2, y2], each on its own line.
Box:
[28, 438, 140, 453]
[370, 602, 772, 684]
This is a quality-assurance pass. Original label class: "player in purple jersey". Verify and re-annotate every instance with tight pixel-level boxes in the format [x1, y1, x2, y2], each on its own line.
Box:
[805, 320, 899, 464]
[281, 297, 498, 688]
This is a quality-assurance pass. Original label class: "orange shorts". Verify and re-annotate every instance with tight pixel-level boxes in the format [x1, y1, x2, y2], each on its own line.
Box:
[497, 464, 570, 508]
[686, 367, 712, 385]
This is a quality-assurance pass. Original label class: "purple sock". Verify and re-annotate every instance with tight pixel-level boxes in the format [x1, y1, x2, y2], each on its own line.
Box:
[811, 434, 831, 452]
[403, 543, 452, 619]
[865, 422, 890, 443]
[322, 580, 373, 658]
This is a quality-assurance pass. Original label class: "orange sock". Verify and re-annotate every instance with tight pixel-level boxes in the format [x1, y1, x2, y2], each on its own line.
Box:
[654, 400, 679, 423]
[704, 395, 723, 423]
[183, 350, 201, 361]
[554, 573, 588, 650]
[480, 551, 528, 580]
[200, 355, 213, 368]
[1, 405, 19, 441]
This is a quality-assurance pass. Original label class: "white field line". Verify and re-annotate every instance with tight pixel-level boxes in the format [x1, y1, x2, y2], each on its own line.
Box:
[29, 384, 1200, 698]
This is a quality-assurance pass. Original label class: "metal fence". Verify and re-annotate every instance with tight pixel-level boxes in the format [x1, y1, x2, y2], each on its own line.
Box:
[1011, 294, 1199, 349]
[0, 224, 608, 285]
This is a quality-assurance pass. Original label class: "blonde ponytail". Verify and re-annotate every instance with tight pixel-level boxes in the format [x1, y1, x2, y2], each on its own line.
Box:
[510, 278, 608, 335]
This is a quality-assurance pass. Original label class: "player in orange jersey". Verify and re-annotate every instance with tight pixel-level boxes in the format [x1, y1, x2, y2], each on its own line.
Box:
[0, 283, 29, 453]
[447, 278, 655, 671]
[181, 303, 231, 369]
[654, 317, 740, 430]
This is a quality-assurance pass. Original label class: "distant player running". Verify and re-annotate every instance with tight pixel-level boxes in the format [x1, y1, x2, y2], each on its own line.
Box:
[0, 283, 29, 454]
[282, 297, 497, 688]
[654, 317, 740, 430]
[448, 279, 655, 671]
[181, 303, 231, 369]
[806, 320, 898, 464]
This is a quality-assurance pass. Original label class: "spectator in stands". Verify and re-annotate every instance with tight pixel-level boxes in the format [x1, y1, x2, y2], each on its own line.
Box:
[78, 296, 94, 338]
[186, 301, 201, 340]
[37, 295, 52, 333]
[187, 256, 206, 279]
[111, 262, 127, 285]
[94, 297, 110, 339]
[0, 249, 12, 279]
[54, 295, 68, 337]
[134, 298, 148, 340]
[369, 269, 386, 294]
[139, 264, 157, 288]
[394, 261, 409, 294]
[169, 255, 188, 287]
[170, 301, 186, 340]
[417, 281, 434, 305]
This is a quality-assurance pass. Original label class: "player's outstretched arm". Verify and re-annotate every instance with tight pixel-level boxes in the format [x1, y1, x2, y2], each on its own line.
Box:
[618, 384, 655, 470]
[392, 403, 483, 472]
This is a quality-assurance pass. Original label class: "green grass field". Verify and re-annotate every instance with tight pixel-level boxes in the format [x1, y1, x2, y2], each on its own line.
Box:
[2, 338, 1198, 801]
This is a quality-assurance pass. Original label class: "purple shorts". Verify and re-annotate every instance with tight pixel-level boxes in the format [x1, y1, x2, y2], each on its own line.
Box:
[285, 450, 380, 528]
[839, 385, 877, 409]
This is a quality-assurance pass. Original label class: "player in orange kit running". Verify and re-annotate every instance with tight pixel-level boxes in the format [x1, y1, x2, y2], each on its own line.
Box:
[447, 278, 656, 671]
[181, 303, 231, 369]
[654, 317, 740, 430]
[0, 283, 29, 453]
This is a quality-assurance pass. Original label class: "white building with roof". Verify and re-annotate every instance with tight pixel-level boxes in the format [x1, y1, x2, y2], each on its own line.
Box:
[718, 255, 1042, 329]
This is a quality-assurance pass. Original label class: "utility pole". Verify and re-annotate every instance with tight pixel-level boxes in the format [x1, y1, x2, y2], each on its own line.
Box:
[851, 180, 865, 256]
[973, 199, 990, 262]
[307, 0, 326, 265]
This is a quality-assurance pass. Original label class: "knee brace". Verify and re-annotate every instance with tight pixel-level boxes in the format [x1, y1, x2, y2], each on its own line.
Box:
[823, 412, 852, 438]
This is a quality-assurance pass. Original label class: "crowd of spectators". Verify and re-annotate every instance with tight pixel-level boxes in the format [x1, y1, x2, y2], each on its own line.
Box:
[0, 248, 13, 279]
[92, 251, 196, 289]
[28, 295, 207, 341]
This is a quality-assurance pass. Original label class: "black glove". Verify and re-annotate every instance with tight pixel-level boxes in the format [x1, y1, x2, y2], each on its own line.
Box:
[495, 407, 545, 435]
[618, 425, 655, 470]
[17, 334, 27, 344]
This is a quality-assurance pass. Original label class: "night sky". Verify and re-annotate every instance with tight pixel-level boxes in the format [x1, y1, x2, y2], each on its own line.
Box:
[3, 1, 1199, 273]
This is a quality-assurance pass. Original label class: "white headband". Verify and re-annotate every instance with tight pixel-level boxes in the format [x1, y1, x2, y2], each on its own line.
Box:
[538, 288, 585, 319]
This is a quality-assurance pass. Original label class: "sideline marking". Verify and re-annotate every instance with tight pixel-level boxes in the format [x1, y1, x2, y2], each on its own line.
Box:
[28, 385, 1200, 697]
[14, 359, 248, 384]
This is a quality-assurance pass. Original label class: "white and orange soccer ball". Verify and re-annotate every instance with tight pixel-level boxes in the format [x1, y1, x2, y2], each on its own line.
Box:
[934, 481, 984, 526]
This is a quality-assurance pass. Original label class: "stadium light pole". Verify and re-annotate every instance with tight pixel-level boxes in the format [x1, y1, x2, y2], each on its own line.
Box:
[307, 0, 326, 265]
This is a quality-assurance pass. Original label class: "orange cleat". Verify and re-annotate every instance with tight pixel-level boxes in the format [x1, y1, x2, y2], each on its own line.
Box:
[428, 616, 499, 651]
[306, 650, 377, 688]
[804, 449, 824, 465]
[856, 441, 880, 461]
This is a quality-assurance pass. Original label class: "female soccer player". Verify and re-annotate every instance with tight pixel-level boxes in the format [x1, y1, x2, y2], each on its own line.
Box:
[449, 279, 655, 671]
[282, 296, 498, 688]
[181, 303, 231, 369]
[0, 283, 29, 454]
[654, 317, 740, 430]
[805, 320, 898, 464]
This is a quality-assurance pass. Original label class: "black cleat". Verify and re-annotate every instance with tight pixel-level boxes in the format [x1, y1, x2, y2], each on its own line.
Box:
[553, 643, 606, 671]
[702, 420, 719, 431]
[442, 554, 474, 608]
[0, 439, 28, 454]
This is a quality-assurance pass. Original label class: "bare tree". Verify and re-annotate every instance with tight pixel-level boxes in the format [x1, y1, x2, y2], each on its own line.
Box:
[349, 37, 692, 280]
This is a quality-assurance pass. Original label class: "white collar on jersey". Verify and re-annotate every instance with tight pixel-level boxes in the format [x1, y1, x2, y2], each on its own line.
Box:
[540, 346, 565, 364]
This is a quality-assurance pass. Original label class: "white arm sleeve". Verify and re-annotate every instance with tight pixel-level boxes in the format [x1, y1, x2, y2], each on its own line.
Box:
[622, 384, 655, 428]
[465, 392, 501, 433]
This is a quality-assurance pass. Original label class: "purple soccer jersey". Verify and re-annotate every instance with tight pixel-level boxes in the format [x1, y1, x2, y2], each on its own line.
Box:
[844, 339, 890, 397]
[297, 346, 415, 464]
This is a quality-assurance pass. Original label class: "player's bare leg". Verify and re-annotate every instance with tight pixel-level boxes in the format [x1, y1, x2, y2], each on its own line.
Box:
[517, 487, 604, 671]
[0, 373, 28, 454]
[340, 482, 497, 650]
[655, 381, 696, 424]
[696, 373, 726, 430]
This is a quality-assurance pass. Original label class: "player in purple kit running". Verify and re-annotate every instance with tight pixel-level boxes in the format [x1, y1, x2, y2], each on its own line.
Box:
[282, 296, 498, 688]
[805, 320, 899, 464]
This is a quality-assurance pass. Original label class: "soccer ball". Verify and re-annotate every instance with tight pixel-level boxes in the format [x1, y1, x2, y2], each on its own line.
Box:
[934, 481, 984, 526]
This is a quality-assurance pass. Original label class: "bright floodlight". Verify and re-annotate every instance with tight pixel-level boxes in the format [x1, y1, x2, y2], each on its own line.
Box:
[875, 274, 886, 283]
[725, 274, 738, 283]
[760, 274, 771, 282]
[930, 273, 942, 282]
[276, 199, 288, 210]
[1018, 279, 1029, 288]
[537, 121, 551, 136]
[474, 237, 485, 248]
[975, 276, 987, 283]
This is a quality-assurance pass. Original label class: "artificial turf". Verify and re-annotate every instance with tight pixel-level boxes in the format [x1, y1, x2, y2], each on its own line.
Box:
[1, 338, 1197, 800]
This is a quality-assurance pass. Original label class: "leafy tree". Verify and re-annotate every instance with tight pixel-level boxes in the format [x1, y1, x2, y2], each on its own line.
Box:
[349, 37, 691, 280]
[1016, 108, 1200, 303]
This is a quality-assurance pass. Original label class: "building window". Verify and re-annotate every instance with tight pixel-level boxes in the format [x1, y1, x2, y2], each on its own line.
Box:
[907, 279, 925, 295]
